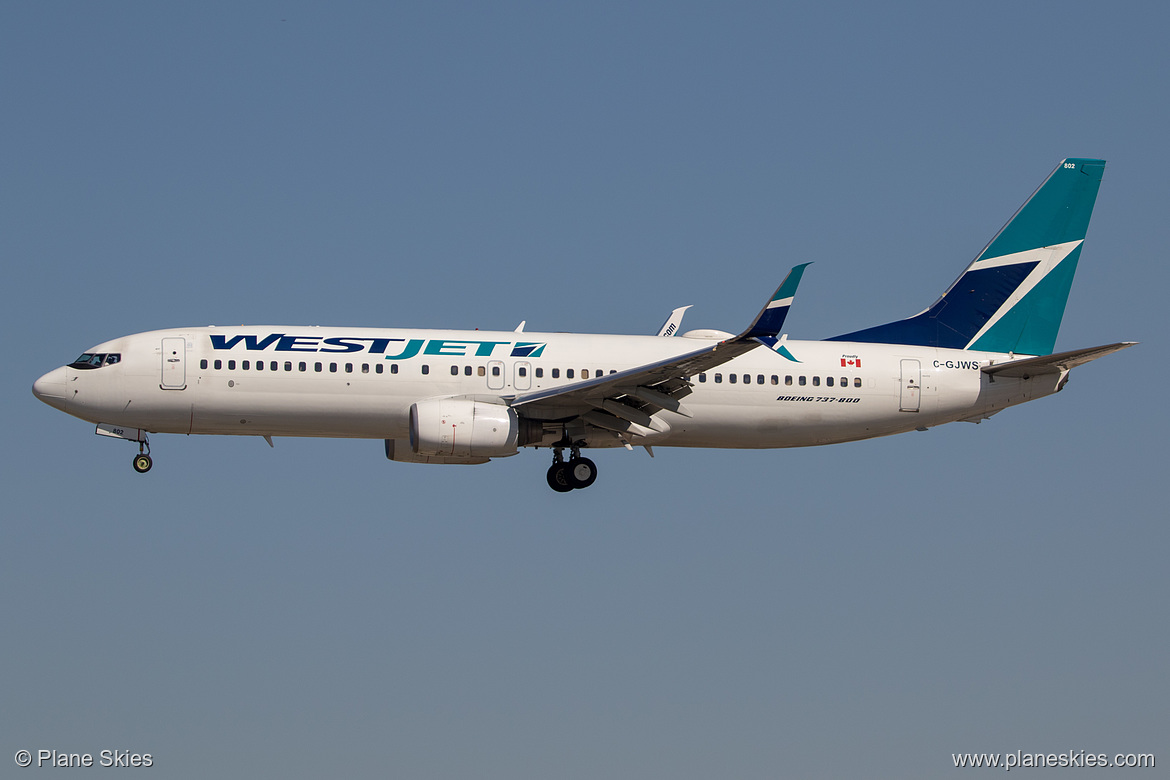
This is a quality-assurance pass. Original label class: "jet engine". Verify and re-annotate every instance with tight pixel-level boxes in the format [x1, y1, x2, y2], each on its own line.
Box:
[409, 398, 540, 458]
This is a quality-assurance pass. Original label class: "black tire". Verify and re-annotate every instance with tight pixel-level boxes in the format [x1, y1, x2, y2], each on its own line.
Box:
[133, 454, 153, 473]
[567, 457, 597, 489]
[546, 462, 574, 492]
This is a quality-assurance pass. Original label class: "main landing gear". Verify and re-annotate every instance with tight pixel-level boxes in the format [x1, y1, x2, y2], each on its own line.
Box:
[546, 446, 597, 493]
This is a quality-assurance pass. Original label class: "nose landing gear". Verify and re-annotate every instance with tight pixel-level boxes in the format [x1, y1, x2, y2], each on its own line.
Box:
[545, 445, 597, 492]
[132, 439, 152, 473]
[94, 424, 155, 473]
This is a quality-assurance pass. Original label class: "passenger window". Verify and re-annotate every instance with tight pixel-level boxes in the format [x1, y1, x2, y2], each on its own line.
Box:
[330, 363, 337, 373]
[519, 366, 527, 377]
[464, 366, 472, 376]
[826, 376, 834, 387]
[535, 368, 543, 378]
[391, 364, 399, 375]
[421, 365, 429, 375]
[315, 362, 322, 372]
[854, 377, 861, 388]
[376, 364, 384, 374]
[256, 361, 264, 371]
[699, 373, 706, 383]
[228, 360, 236, 370]
[771, 375, 778, 385]
[450, 365, 459, 376]
[242, 360, 250, 370]
[757, 374, 764, 385]
[552, 368, 560, 379]
[270, 361, 278, 371]
[812, 376, 820, 386]
[477, 366, 485, 377]
[362, 364, 369, 374]
[798, 376, 806, 386]
[729, 374, 737, 384]
[581, 369, 589, 379]
[298, 362, 306, 372]
[491, 365, 500, 377]
[840, 377, 847, 387]
[213, 359, 222, 370]
[567, 369, 575, 379]
[715, 373, 722, 383]
[284, 362, 292, 372]
[743, 374, 750, 384]
[345, 363, 353, 373]
[200, 359, 208, 369]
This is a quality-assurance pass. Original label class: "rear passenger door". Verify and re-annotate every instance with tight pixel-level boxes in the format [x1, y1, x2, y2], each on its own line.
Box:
[899, 359, 920, 412]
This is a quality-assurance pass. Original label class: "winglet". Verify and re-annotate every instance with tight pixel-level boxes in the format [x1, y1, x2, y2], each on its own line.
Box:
[743, 263, 810, 344]
[656, 305, 693, 337]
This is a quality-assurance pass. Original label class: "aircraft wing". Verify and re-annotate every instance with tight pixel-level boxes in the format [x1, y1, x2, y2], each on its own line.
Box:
[981, 342, 1136, 378]
[505, 264, 809, 435]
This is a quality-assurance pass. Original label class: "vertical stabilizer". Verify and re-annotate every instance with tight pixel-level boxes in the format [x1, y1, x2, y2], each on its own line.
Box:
[828, 159, 1105, 355]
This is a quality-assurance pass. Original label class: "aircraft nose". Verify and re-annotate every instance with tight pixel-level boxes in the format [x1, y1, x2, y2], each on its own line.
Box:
[33, 366, 69, 411]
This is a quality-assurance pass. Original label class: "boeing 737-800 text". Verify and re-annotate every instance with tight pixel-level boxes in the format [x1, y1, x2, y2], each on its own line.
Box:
[33, 159, 1134, 491]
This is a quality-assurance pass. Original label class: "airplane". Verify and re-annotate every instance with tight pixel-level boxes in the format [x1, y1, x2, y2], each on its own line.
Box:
[33, 158, 1135, 492]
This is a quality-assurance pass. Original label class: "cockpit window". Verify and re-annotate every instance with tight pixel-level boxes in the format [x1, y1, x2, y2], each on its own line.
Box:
[69, 353, 121, 370]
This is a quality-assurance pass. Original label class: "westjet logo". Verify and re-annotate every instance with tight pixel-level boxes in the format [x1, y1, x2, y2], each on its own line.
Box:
[209, 334, 547, 360]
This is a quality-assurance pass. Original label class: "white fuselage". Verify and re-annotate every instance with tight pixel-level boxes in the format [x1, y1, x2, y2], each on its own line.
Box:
[35, 326, 1057, 450]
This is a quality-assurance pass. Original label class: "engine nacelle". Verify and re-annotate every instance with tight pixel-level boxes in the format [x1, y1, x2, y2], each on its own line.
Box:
[410, 398, 539, 458]
[385, 439, 490, 465]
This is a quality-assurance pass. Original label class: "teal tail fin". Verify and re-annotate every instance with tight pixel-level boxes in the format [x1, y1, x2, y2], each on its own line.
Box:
[828, 158, 1106, 356]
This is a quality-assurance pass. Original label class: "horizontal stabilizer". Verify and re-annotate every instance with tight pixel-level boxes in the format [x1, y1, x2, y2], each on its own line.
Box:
[981, 342, 1136, 378]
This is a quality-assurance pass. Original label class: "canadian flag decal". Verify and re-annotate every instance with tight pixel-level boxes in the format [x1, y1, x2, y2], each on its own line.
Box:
[841, 355, 862, 368]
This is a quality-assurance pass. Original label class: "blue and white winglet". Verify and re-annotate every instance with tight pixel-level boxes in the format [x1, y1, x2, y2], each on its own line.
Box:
[744, 263, 810, 349]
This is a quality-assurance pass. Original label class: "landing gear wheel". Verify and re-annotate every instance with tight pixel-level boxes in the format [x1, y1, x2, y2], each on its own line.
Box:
[133, 453, 153, 473]
[567, 457, 597, 489]
[546, 462, 573, 493]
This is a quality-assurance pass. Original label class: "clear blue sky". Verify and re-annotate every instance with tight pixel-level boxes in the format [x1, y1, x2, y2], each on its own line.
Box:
[3, 2, 1165, 778]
